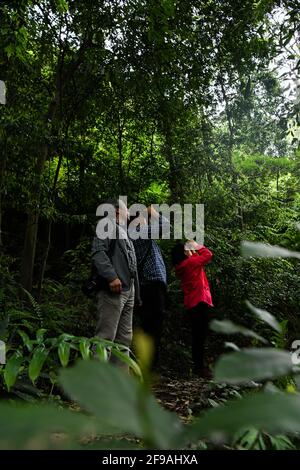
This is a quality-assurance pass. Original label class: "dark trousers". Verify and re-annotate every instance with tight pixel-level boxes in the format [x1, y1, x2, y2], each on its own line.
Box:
[139, 281, 166, 365]
[187, 302, 210, 372]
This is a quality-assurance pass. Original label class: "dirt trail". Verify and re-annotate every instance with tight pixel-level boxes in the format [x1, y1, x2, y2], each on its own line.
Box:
[151, 372, 239, 421]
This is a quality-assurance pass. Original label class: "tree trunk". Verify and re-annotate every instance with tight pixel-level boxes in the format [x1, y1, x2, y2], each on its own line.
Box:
[219, 72, 244, 230]
[20, 45, 64, 290]
[36, 219, 52, 301]
[36, 152, 63, 299]
[20, 143, 49, 291]
[117, 114, 125, 194]
[0, 193, 2, 249]
[20, 34, 91, 290]
[0, 132, 7, 248]
[163, 122, 183, 202]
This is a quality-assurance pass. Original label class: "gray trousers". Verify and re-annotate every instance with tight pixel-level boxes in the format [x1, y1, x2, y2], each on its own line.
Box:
[95, 282, 135, 367]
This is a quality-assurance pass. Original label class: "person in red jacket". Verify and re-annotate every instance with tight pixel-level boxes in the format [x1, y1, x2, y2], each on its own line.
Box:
[171, 239, 213, 378]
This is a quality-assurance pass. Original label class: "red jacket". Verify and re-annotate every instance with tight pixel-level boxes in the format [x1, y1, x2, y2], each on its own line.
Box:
[175, 246, 213, 310]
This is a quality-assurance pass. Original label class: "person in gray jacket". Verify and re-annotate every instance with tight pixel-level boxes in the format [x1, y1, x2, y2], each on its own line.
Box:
[91, 199, 139, 367]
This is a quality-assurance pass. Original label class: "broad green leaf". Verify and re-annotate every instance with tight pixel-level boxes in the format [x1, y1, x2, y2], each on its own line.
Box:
[0, 403, 97, 449]
[29, 346, 49, 384]
[95, 343, 108, 362]
[4, 352, 23, 392]
[142, 392, 183, 449]
[56, 0, 69, 13]
[36, 329, 47, 344]
[58, 333, 75, 342]
[183, 392, 300, 442]
[241, 241, 300, 260]
[111, 348, 143, 379]
[92, 337, 125, 348]
[210, 319, 267, 344]
[246, 301, 281, 333]
[59, 360, 143, 436]
[214, 348, 293, 384]
[18, 330, 33, 352]
[79, 339, 90, 360]
[234, 426, 259, 449]
[59, 360, 182, 448]
[224, 342, 240, 351]
[46, 337, 59, 348]
[268, 434, 295, 450]
[58, 341, 71, 367]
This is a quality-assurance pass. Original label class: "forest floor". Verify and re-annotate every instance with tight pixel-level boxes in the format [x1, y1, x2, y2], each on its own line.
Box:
[150, 370, 240, 421]
[151, 374, 215, 420]
[149, 334, 235, 420]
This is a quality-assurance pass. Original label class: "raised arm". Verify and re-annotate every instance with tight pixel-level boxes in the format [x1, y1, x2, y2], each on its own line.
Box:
[185, 245, 213, 267]
[138, 206, 170, 240]
[196, 246, 213, 265]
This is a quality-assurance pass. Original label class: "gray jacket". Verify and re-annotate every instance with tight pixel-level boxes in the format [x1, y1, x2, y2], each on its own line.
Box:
[91, 232, 140, 301]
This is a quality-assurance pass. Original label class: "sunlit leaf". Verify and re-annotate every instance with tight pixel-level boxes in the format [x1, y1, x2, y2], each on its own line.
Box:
[94, 343, 108, 362]
[58, 333, 75, 342]
[110, 348, 143, 379]
[4, 352, 23, 392]
[224, 342, 240, 351]
[29, 346, 48, 384]
[18, 330, 33, 352]
[58, 341, 70, 367]
[36, 329, 47, 344]
[79, 339, 90, 360]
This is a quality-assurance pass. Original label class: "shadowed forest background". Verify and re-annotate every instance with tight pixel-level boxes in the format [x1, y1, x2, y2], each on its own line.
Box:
[0, 0, 299, 451]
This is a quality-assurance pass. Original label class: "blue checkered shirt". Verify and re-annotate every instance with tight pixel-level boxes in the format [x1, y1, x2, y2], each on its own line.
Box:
[129, 216, 168, 285]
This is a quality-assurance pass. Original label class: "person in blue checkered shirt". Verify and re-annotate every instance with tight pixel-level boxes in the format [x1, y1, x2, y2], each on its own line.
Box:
[129, 206, 170, 367]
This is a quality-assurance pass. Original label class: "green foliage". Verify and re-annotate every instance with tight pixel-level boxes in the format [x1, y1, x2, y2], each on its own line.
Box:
[215, 348, 294, 384]
[246, 300, 282, 333]
[210, 319, 267, 344]
[0, 330, 142, 393]
[0, 401, 96, 450]
[242, 241, 300, 260]
[234, 427, 296, 450]
[0, 236, 299, 450]
[3, 351, 23, 392]
[186, 392, 300, 443]
[0, 340, 300, 449]
[271, 320, 289, 349]
[58, 341, 70, 368]
[0, 0, 299, 452]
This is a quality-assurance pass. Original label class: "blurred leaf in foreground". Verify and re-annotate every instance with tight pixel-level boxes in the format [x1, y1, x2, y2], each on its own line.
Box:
[184, 392, 300, 443]
[214, 348, 294, 384]
[241, 241, 300, 260]
[210, 319, 268, 343]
